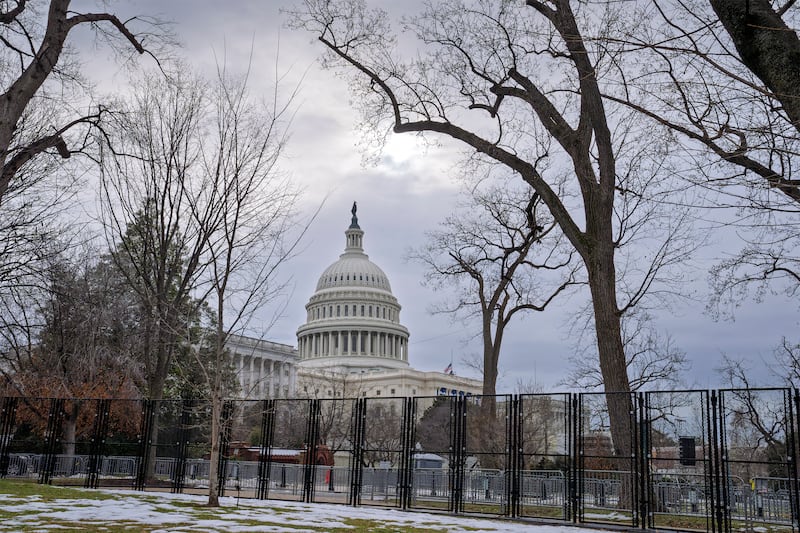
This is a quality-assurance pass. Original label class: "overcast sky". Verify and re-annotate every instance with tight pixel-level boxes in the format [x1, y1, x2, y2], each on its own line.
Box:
[73, 0, 799, 392]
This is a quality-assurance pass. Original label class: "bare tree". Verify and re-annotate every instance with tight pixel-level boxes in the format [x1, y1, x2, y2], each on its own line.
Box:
[100, 68, 212, 405]
[410, 180, 578, 397]
[708, 224, 800, 320]
[98, 68, 220, 491]
[0, 0, 166, 208]
[602, 1, 800, 206]
[196, 63, 304, 507]
[290, 0, 695, 466]
[564, 309, 689, 392]
[579, 2, 800, 339]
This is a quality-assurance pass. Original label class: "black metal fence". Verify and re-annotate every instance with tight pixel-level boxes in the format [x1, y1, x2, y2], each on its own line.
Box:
[1, 389, 798, 532]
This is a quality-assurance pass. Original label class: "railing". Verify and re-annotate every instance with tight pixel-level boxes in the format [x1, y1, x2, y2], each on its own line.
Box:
[0, 390, 798, 533]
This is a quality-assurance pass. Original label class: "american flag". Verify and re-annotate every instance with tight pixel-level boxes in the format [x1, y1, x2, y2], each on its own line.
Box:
[444, 363, 454, 375]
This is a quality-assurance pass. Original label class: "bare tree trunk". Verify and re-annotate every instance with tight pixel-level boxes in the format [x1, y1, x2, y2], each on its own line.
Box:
[207, 393, 222, 507]
[62, 405, 78, 457]
[588, 253, 633, 458]
[482, 312, 499, 398]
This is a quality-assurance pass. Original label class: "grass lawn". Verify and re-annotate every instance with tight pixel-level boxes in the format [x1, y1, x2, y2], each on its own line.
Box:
[0, 479, 537, 532]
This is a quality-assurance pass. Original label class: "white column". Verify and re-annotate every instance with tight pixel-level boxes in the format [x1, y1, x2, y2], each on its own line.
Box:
[277, 361, 284, 397]
[249, 356, 255, 393]
[337, 331, 342, 356]
[288, 366, 296, 397]
[237, 355, 245, 393]
[269, 360, 275, 398]
[259, 357, 265, 397]
[366, 331, 372, 355]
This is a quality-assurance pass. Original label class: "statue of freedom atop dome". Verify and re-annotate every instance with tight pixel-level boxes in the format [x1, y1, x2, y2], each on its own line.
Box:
[350, 201, 359, 228]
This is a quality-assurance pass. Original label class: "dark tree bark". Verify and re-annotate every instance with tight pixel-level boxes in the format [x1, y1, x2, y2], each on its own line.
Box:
[710, 0, 800, 132]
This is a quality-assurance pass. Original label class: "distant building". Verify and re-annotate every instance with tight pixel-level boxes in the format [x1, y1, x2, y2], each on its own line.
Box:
[226, 334, 298, 399]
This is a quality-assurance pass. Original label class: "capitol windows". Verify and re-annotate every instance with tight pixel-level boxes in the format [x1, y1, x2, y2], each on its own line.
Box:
[344, 306, 349, 316]
[368, 305, 372, 317]
[382, 308, 386, 319]
[352, 305, 356, 315]
[360, 305, 365, 316]
[322, 307, 326, 318]
[329, 305, 333, 316]
[336, 305, 341, 316]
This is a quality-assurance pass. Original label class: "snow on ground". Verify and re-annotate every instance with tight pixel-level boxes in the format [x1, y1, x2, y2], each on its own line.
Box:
[0, 488, 609, 532]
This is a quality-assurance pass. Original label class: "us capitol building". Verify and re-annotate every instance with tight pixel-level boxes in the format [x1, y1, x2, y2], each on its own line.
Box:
[227, 203, 481, 400]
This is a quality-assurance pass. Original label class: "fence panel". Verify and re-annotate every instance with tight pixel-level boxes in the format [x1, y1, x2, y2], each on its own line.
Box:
[262, 398, 314, 502]
[460, 395, 512, 516]
[91, 399, 142, 489]
[644, 390, 716, 532]
[359, 397, 406, 509]
[310, 398, 356, 506]
[408, 395, 459, 513]
[719, 388, 799, 532]
[577, 392, 639, 529]
[217, 400, 265, 499]
[517, 393, 572, 521]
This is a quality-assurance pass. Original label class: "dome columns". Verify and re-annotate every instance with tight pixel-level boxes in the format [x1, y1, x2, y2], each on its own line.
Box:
[299, 329, 407, 361]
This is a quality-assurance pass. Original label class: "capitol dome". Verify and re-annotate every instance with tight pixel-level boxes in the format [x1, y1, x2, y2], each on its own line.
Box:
[296, 203, 410, 373]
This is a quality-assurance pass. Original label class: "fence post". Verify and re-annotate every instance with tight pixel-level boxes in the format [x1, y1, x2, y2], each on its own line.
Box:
[570, 393, 580, 524]
[789, 389, 800, 530]
[349, 397, 366, 506]
[0, 397, 18, 478]
[302, 399, 320, 503]
[508, 395, 521, 518]
[710, 390, 729, 533]
[399, 397, 415, 510]
[448, 395, 467, 514]
[40, 398, 64, 485]
[637, 393, 650, 530]
[85, 398, 110, 489]
[134, 400, 154, 491]
[256, 399, 274, 500]
[171, 399, 193, 494]
[216, 401, 234, 497]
